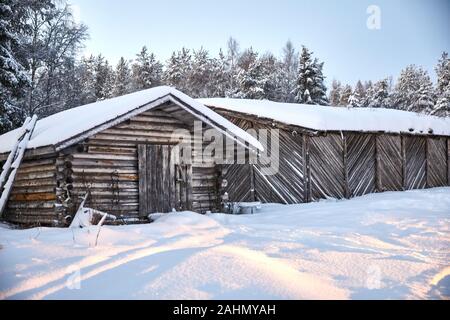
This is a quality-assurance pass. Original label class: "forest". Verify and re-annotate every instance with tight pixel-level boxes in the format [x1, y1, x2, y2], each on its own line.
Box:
[1, 0, 449, 135]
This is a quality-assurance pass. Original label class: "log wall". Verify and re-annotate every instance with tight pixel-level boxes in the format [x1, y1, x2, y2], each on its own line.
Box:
[66, 106, 221, 218]
[5, 156, 59, 225]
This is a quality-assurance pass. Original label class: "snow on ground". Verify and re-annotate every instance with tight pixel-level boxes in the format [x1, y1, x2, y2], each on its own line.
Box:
[0, 188, 449, 300]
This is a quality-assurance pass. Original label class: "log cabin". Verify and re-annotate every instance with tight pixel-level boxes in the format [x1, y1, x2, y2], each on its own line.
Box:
[0, 87, 449, 227]
[0, 87, 261, 226]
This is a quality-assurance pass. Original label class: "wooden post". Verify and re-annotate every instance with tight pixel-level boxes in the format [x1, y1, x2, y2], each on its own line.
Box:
[303, 135, 311, 203]
[342, 133, 350, 199]
[375, 135, 381, 192]
[138, 144, 148, 217]
[401, 135, 407, 190]
[185, 164, 193, 211]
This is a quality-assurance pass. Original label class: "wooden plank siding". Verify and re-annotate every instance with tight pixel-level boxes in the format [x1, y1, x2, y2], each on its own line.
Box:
[404, 136, 427, 190]
[426, 137, 448, 188]
[345, 133, 377, 198]
[138, 144, 177, 216]
[254, 128, 305, 204]
[309, 134, 346, 201]
[376, 135, 404, 192]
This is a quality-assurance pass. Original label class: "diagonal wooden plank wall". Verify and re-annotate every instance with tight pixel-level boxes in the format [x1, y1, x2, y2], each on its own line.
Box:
[309, 134, 346, 201]
[376, 135, 404, 191]
[404, 136, 427, 190]
[426, 137, 448, 187]
[346, 133, 376, 198]
[216, 108, 449, 207]
[253, 127, 305, 204]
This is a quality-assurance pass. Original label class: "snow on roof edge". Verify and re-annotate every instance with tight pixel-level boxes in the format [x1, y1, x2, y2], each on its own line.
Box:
[0, 87, 263, 155]
[199, 98, 450, 137]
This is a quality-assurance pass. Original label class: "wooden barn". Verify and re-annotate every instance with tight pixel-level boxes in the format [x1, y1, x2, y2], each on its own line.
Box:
[0, 87, 261, 226]
[0, 86, 449, 227]
[199, 98, 450, 205]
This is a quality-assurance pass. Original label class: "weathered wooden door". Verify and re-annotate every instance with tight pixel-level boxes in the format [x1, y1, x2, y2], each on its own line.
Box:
[138, 145, 192, 217]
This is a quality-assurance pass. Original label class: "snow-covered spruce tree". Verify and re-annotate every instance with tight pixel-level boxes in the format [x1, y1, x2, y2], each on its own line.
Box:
[163, 47, 192, 94]
[311, 59, 329, 105]
[131, 46, 163, 92]
[0, 0, 29, 133]
[78, 55, 97, 104]
[94, 55, 115, 100]
[432, 83, 450, 117]
[432, 52, 450, 117]
[394, 65, 435, 113]
[293, 46, 328, 105]
[113, 57, 132, 97]
[280, 40, 298, 102]
[339, 84, 352, 107]
[189, 48, 213, 98]
[368, 78, 392, 108]
[351, 80, 365, 107]
[293, 46, 314, 104]
[233, 54, 265, 99]
[329, 79, 342, 106]
[435, 52, 450, 96]
[361, 81, 373, 107]
[209, 49, 229, 98]
[226, 37, 240, 94]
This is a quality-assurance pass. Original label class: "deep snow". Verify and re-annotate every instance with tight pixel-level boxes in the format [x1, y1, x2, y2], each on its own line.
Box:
[0, 188, 449, 300]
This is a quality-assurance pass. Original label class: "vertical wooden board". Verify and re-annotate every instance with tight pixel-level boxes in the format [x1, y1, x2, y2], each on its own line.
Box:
[138, 145, 148, 217]
[168, 146, 176, 210]
[404, 136, 427, 190]
[447, 138, 450, 185]
[161, 145, 169, 212]
[309, 134, 346, 201]
[426, 137, 447, 187]
[346, 134, 376, 198]
[376, 135, 403, 191]
[185, 164, 193, 210]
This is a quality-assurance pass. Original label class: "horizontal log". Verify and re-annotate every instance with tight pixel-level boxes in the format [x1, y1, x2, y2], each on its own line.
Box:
[89, 134, 181, 144]
[70, 159, 137, 168]
[8, 202, 55, 209]
[115, 123, 190, 132]
[71, 173, 138, 182]
[15, 171, 56, 181]
[20, 158, 56, 168]
[10, 193, 57, 201]
[17, 164, 56, 175]
[72, 153, 137, 161]
[11, 186, 56, 194]
[71, 168, 136, 174]
[87, 146, 137, 155]
[72, 182, 137, 189]
[14, 178, 56, 188]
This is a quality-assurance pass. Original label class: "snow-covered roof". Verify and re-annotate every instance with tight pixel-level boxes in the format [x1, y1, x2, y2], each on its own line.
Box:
[0, 87, 263, 154]
[199, 98, 450, 137]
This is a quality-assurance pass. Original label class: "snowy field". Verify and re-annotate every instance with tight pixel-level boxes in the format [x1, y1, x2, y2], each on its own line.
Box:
[0, 188, 449, 300]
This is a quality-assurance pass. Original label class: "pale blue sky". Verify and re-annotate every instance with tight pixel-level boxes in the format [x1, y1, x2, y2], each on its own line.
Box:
[70, 0, 449, 86]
